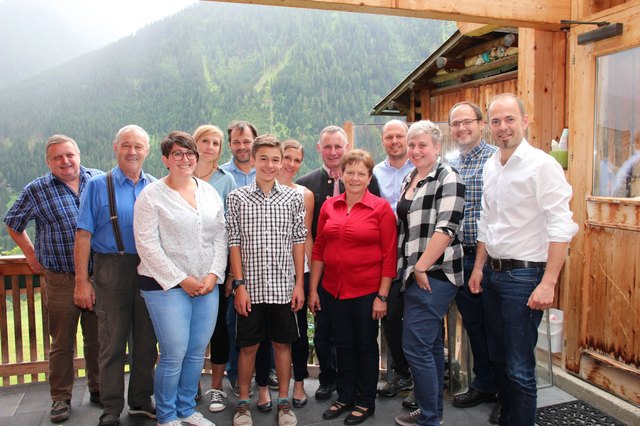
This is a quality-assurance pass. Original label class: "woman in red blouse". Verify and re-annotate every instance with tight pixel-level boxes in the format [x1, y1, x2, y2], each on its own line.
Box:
[309, 149, 397, 425]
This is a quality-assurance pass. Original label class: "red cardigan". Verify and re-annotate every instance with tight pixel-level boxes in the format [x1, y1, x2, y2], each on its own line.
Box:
[312, 190, 397, 299]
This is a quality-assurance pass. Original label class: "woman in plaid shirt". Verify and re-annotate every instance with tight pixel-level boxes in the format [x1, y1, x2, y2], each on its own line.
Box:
[394, 121, 465, 426]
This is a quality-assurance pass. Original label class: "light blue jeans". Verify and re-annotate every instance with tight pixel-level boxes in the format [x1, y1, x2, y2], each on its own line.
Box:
[141, 286, 218, 423]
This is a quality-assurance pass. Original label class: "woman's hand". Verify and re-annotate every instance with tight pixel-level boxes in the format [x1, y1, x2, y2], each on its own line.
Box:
[291, 285, 305, 313]
[198, 273, 218, 296]
[414, 270, 432, 292]
[224, 274, 233, 298]
[308, 290, 321, 315]
[180, 275, 204, 297]
[372, 298, 387, 320]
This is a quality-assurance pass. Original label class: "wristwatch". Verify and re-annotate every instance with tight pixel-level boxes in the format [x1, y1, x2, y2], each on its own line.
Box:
[232, 279, 246, 296]
[376, 294, 388, 302]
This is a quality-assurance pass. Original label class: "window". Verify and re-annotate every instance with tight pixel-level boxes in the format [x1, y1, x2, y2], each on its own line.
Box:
[593, 46, 640, 198]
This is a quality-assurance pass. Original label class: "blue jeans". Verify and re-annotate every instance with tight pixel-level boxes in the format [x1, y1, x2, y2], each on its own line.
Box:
[403, 276, 458, 426]
[142, 287, 219, 423]
[455, 253, 497, 393]
[482, 266, 544, 426]
[325, 292, 379, 409]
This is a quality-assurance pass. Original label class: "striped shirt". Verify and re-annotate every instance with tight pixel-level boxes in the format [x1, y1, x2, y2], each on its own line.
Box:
[4, 166, 103, 273]
[448, 140, 497, 247]
[226, 181, 307, 304]
[397, 163, 465, 287]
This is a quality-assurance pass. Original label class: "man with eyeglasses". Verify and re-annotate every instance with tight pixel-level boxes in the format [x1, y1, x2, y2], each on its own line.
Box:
[469, 94, 578, 425]
[447, 102, 500, 424]
[74, 125, 158, 426]
[4, 134, 102, 423]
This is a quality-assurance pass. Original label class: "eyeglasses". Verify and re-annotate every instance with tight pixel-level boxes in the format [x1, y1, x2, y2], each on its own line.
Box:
[171, 150, 197, 160]
[450, 118, 479, 129]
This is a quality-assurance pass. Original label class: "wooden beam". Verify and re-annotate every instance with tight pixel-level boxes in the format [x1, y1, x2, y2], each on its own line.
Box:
[430, 54, 518, 84]
[206, 0, 570, 31]
[457, 22, 503, 36]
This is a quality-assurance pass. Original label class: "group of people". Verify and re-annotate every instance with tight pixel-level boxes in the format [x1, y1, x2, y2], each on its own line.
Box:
[4, 92, 578, 426]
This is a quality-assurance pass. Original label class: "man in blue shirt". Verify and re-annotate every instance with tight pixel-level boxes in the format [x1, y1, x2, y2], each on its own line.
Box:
[220, 120, 258, 187]
[74, 125, 158, 426]
[373, 120, 415, 403]
[4, 134, 102, 423]
[447, 102, 499, 424]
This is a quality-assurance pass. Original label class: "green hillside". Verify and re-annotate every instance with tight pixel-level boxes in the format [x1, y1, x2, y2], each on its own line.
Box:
[0, 2, 453, 251]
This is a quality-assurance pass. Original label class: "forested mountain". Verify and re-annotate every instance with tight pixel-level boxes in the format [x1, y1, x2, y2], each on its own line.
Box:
[0, 2, 453, 251]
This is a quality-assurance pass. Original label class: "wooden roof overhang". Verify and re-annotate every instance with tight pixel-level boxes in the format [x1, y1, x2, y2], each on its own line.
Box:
[371, 29, 519, 116]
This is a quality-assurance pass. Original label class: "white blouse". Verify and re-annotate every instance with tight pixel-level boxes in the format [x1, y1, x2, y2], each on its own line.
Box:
[134, 177, 228, 290]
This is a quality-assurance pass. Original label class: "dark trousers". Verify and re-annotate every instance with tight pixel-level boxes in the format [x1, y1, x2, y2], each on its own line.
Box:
[381, 279, 410, 378]
[291, 273, 310, 382]
[209, 289, 229, 365]
[326, 291, 379, 409]
[314, 284, 336, 386]
[93, 254, 157, 416]
[455, 253, 497, 393]
[43, 270, 100, 401]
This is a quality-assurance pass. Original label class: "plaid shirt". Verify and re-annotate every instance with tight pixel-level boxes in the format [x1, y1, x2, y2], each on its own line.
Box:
[448, 141, 497, 247]
[226, 181, 307, 304]
[397, 163, 465, 287]
[4, 166, 103, 273]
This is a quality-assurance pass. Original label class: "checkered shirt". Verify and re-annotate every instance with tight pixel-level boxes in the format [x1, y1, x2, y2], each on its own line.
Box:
[226, 181, 307, 304]
[448, 140, 498, 247]
[397, 163, 465, 287]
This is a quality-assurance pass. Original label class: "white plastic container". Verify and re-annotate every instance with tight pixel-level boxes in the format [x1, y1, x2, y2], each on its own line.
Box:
[537, 308, 563, 353]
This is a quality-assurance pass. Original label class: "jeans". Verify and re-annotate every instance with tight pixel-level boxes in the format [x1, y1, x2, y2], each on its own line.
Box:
[482, 266, 545, 426]
[403, 276, 458, 426]
[93, 254, 157, 416]
[314, 284, 336, 386]
[455, 253, 497, 393]
[142, 287, 219, 423]
[43, 270, 100, 401]
[381, 279, 410, 378]
[326, 291, 379, 409]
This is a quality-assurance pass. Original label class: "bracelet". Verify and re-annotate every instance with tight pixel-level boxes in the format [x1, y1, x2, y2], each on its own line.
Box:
[414, 269, 427, 273]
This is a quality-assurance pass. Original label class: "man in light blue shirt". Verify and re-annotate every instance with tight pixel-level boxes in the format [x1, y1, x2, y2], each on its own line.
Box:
[74, 125, 158, 426]
[373, 119, 415, 405]
[220, 121, 257, 187]
[373, 119, 414, 213]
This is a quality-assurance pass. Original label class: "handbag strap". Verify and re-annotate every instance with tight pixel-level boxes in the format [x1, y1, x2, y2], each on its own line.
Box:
[106, 170, 125, 255]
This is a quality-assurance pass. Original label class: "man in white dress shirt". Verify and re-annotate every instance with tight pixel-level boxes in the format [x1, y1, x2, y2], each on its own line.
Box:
[469, 94, 578, 426]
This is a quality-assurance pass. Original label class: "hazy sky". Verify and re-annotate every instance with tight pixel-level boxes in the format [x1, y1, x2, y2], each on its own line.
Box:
[10, 0, 199, 41]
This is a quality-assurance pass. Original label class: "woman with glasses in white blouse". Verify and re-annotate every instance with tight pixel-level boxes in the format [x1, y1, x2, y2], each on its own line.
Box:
[134, 131, 227, 426]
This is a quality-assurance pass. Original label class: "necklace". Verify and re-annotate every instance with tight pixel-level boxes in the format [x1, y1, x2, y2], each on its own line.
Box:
[194, 162, 216, 179]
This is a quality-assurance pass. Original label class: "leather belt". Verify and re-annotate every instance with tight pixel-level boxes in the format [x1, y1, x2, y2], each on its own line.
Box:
[463, 246, 476, 255]
[487, 256, 546, 271]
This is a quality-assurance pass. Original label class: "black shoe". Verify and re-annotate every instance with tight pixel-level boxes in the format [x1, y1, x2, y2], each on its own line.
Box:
[489, 402, 501, 424]
[315, 383, 336, 400]
[402, 391, 418, 410]
[452, 388, 496, 408]
[89, 391, 102, 406]
[257, 398, 273, 412]
[292, 396, 308, 408]
[98, 413, 120, 426]
[344, 406, 374, 425]
[322, 401, 354, 420]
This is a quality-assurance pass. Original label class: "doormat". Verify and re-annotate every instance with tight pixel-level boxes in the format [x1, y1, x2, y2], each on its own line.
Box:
[536, 400, 626, 425]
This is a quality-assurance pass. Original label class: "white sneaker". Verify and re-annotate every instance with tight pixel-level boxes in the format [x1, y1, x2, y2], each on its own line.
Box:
[277, 401, 297, 426]
[180, 411, 215, 426]
[205, 388, 228, 413]
[233, 403, 253, 426]
[157, 421, 183, 426]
